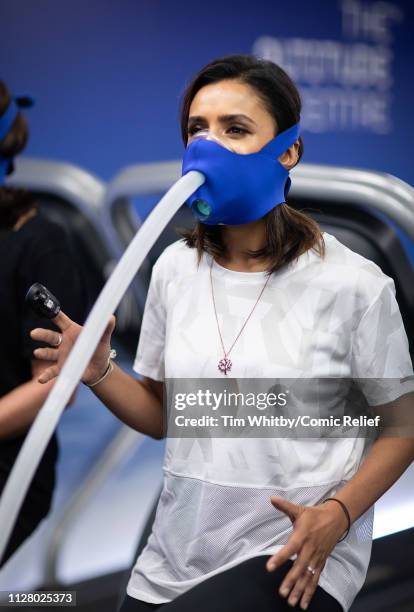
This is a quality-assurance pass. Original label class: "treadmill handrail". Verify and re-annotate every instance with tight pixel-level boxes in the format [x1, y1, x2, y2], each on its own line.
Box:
[6, 157, 106, 217]
[102, 161, 414, 333]
[103, 160, 414, 243]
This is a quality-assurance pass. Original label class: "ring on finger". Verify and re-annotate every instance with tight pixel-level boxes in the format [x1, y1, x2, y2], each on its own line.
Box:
[53, 334, 62, 348]
[306, 565, 316, 576]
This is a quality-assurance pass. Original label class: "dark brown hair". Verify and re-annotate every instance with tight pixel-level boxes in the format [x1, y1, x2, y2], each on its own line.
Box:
[0, 81, 35, 230]
[177, 55, 325, 275]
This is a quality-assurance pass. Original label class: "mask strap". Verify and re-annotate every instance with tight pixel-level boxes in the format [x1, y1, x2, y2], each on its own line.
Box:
[0, 95, 34, 185]
[0, 100, 18, 185]
[0, 99, 18, 142]
[260, 123, 301, 160]
[0, 158, 13, 184]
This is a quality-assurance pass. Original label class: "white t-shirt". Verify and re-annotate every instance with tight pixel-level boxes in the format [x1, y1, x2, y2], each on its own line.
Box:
[126, 232, 414, 612]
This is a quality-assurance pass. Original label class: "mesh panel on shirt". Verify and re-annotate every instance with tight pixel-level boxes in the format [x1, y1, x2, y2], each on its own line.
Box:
[135, 471, 373, 593]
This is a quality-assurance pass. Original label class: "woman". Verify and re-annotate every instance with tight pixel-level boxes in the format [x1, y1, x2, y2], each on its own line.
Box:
[0, 80, 87, 566]
[31, 56, 414, 612]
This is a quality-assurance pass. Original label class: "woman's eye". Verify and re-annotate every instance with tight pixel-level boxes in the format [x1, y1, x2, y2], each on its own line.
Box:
[227, 126, 248, 135]
[188, 125, 204, 135]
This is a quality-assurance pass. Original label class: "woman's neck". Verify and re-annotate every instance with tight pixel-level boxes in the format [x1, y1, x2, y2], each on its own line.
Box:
[216, 218, 269, 272]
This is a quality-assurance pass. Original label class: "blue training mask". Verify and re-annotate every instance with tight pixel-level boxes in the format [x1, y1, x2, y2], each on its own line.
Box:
[181, 122, 300, 225]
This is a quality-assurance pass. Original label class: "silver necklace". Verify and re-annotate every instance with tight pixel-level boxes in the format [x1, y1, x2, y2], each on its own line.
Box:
[209, 256, 272, 375]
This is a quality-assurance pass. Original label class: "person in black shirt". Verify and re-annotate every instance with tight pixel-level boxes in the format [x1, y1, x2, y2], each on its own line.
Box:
[0, 81, 87, 566]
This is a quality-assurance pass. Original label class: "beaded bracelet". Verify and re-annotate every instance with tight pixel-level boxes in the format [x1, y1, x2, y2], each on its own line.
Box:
[84, 349, 117, 388]
[322, 497, 351, 542]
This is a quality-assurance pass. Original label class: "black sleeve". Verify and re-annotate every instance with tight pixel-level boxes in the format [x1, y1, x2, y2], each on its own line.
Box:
[17, 222, 89, 362]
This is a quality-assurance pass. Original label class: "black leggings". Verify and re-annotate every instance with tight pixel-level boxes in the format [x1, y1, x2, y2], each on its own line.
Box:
[119, 556, 342, 611]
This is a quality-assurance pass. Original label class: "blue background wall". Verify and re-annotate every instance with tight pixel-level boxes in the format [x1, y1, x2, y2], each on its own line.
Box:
[1, 0, 412, 184]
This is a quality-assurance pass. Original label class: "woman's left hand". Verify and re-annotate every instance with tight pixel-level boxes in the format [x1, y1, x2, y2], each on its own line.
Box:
[266, 496, 349, 610]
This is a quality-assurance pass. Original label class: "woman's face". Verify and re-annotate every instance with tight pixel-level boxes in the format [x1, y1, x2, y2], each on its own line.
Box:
[187, 79, 299, 168]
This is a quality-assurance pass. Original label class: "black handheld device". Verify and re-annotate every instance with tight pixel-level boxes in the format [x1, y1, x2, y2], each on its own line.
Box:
[25, 283, 61, 319]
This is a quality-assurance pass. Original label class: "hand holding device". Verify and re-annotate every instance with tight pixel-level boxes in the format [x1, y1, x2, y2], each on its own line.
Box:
[26, 283, 116, 385]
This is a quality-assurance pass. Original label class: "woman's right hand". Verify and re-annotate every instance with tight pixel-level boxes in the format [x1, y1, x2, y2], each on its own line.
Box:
[30, 311, 116, 385]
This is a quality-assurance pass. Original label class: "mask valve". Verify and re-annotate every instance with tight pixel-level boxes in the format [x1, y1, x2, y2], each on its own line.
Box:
[192, 198, 212, 220]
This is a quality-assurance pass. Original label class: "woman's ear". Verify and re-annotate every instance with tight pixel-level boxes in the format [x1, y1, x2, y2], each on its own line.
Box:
[278, 141, 300, 170]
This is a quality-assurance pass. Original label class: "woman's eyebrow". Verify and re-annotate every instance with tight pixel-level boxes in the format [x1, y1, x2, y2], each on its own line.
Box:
[188, 115, 207, 126]
[219, 114, 257, 126]
[188, 114, 257, 127]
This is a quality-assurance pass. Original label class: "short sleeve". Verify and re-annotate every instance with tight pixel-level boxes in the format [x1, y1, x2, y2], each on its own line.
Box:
[133, 260, 166, 382]
[351, 276, 414, 405]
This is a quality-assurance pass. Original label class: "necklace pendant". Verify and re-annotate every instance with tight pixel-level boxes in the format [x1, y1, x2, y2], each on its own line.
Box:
[218, 357, 232, 375]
